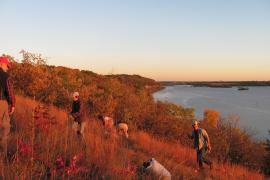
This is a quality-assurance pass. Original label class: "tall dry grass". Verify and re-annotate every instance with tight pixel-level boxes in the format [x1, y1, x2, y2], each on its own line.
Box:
[0, 96, 265, 179]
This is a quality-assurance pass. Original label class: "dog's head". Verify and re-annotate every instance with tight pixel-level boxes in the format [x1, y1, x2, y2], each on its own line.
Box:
[137, 159, 154, 179]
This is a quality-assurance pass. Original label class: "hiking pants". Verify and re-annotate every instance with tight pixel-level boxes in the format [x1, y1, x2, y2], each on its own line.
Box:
[68, 115, 86, 138]
[197, 147, 212, 168]
[0, 100, 10, 158]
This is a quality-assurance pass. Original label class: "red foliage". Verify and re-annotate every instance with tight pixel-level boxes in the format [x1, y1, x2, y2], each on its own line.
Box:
[55, 156, 65, 170]
[55, 154, 88, 177]
[111, 160, 137, 177]
[34, 105, 57, 133]
[18, 140, 31, 156]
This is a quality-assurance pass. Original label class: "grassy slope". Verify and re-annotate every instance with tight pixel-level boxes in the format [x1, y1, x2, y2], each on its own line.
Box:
[1, 96, 265, 179]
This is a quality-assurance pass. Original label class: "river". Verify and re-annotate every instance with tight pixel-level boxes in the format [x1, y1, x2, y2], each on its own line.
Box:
[154, 85, 270, 140]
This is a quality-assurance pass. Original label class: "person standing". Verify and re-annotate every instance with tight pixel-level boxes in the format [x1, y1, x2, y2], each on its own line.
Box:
[189, 120, 213, 170]
[0, 56, 15, 158]
[68, 92, 86, 139]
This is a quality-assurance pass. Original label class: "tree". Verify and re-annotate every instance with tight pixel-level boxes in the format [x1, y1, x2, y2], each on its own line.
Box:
[204, 109, 220, 128]
[20, 50, 47, 65]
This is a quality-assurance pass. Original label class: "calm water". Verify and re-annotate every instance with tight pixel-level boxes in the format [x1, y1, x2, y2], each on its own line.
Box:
[154, 85, 270, 139]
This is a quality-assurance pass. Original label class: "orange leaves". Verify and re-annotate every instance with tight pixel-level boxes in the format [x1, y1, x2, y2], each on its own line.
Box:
[204, 109, 220, 128]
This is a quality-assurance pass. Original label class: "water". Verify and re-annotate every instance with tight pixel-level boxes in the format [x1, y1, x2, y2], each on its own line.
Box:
[153, 85, 270, 140]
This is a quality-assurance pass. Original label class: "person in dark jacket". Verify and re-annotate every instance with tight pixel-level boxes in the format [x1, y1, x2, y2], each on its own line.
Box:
[0, 56, 15, 158]
[68, 92, 86, 138]
[188, 120, 213, 170]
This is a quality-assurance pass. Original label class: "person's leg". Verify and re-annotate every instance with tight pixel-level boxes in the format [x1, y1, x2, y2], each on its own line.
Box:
[79, 121, 86, 138]
[201, 147, 212, 169]
[0, 101, 10, 160]
[67, 115, 76, 142]
[72, 121, 80, 134]
[9, 114, 16, 133]
[197, 149, 203, 168]
[68, 115, 74, 129]
[76, 122, 82, 137]
[68, 118, 80, 141]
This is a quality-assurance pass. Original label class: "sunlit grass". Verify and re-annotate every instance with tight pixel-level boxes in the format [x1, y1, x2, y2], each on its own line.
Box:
[0, 95, 265, 179]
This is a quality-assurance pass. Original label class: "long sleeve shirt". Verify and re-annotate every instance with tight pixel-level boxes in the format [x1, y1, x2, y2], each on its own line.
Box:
[0, 69, 15, 107]
[71, 100, 85, 122]
[191, 128, 210, 151]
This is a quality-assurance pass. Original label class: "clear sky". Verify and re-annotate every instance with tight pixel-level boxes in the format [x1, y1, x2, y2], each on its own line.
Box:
[0, 0, 269, 81]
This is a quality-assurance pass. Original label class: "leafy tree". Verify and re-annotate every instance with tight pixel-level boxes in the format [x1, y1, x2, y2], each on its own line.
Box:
[20, 50, 47, 65]
[204, 109, 220, 128]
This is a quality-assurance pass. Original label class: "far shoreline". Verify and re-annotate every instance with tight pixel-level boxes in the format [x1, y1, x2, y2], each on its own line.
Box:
[159, 81, 270, 88]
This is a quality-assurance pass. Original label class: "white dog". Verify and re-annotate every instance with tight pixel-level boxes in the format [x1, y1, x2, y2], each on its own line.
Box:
[98, 115, 130, 138]
[116, 123, 129, 138]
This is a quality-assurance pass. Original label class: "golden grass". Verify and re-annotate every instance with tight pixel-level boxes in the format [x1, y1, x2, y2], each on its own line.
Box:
[0, 95, 265, 179]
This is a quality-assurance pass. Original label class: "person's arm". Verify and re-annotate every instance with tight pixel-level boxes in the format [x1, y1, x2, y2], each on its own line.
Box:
[6, 76, 15, 114]
[187, 131, 194, 139]
[69, 102, 74, 115]
[202, 129, 211, 151]
[79, 101, 83, 115]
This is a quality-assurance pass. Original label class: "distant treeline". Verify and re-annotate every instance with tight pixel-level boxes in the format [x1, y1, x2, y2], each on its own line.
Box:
[160, 81, 270, 88]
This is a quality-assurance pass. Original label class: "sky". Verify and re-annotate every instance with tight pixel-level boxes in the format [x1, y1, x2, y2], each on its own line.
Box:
[0, 0, 269, 81]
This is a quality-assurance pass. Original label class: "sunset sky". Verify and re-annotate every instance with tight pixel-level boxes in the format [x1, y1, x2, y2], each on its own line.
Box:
[0, 0, 269, 81]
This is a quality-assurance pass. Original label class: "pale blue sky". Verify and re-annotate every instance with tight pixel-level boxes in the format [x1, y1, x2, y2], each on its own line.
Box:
[0, 0, 269, 81]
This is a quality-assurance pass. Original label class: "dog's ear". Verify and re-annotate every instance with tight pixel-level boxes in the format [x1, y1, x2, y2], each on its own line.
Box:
[143, 161, 147, 168]
[143, 161, 151, 168]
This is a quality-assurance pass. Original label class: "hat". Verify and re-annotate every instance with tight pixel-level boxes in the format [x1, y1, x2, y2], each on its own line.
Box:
[192, 120, 199, 126]
[0, 56, 11, 68]
[73, 92, 79, 98]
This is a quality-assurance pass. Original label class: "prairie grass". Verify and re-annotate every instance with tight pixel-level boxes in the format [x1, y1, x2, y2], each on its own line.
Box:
[0, 96, 265, 179]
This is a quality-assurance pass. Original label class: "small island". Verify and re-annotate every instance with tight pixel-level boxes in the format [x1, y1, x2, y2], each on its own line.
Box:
[238, 87, 249, 91]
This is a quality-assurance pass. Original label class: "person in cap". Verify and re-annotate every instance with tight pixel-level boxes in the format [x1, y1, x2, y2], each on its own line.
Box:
[68, 92, 86, 139]
[188, 120, 213, 170]
[0, 56, 15, 158]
